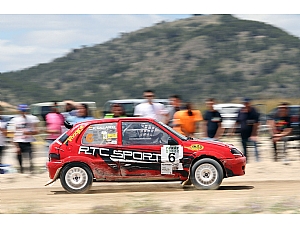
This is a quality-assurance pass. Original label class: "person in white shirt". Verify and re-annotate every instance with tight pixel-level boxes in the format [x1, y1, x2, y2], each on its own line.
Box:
[134, 90, 169, 124]
[10, 104, 40, 173]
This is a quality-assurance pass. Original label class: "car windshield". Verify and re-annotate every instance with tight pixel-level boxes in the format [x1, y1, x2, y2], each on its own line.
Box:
[289, 106, 300, 115]
[155, 120, 188, 141]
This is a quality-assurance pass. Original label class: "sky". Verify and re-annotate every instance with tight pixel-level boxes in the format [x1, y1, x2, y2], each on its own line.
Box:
[1, 0, 300, 73]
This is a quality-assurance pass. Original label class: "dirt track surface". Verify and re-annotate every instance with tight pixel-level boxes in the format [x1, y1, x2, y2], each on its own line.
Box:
[1, 136, 300, 214]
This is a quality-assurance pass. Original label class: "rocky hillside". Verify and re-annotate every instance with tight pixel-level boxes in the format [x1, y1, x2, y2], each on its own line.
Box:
[1, 14, 300, 107]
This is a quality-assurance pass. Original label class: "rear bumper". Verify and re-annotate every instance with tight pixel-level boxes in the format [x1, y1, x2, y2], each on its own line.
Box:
[223, 156, 246, 177]
[46, 161, 63, 179]
[45, 167, 62, 186]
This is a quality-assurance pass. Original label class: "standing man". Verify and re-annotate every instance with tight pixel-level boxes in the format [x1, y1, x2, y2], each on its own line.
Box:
[232, 98, 260, 162]
[202, 98, 224, 140]
[62, 101, 77, 125]
[104, 104, 127, 118]
[134, 89, 169, 124]
[11, 104, 40, 173]
[167, 94, 184, 127]
[0, 106, 7, 165]
[267, 102, 292, 163]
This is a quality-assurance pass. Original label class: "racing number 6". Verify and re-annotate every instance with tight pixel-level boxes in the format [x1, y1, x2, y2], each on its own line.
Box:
[168, 152, 176, 162]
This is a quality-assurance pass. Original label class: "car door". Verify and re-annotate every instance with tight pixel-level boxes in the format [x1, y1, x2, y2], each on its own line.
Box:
[79, 122, 121, 177]
[119, 120, 183, 179]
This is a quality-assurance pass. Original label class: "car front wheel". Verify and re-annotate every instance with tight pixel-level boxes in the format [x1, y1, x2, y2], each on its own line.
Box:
[190, 158, 223, 190]
[60, 163, 93, 194]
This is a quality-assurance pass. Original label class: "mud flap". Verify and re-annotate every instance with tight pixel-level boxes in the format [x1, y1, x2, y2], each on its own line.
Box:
[45, 167, 61, 186]
[181, 174, 193, 186]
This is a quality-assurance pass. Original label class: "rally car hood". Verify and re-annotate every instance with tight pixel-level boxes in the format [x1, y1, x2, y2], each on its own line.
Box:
[186, 138, 233, 149]
[180, 138, 238, 159]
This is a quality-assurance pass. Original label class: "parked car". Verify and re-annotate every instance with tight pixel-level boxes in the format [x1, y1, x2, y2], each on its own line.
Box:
[267, 105, 300, 136]
[45, 117, 246, 194]
[103, 99, 170, 117]
[213, 103, 244, 133]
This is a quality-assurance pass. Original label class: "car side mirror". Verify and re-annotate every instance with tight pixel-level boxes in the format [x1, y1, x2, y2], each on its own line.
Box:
[64, 120, 73, 129]
[168, 137, 178, 145]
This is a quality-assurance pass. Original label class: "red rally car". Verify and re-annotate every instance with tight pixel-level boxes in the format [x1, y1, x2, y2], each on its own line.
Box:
[45, 117, 246, 194]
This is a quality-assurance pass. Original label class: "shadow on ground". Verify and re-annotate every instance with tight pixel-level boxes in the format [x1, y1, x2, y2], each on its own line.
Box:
[51, 183, 254, 195]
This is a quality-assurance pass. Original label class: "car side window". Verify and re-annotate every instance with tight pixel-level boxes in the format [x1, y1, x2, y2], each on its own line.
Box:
[122, 121, 169, 145]
[81, 123, 118, 145]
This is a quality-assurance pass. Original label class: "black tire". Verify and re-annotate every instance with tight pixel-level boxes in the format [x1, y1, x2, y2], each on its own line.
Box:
[190, 158, 223, 190]
[60, 163, 93, 194]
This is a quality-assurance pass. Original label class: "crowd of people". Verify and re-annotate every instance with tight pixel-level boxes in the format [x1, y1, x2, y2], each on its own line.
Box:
[0, 101, 95, 173]
[0, 89, 298, 173]
[118, 90, 297, 165]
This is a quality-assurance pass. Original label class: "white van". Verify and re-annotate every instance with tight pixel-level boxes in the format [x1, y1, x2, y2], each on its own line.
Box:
[213, 103, 244, 132]
[30, 101, 97, 121]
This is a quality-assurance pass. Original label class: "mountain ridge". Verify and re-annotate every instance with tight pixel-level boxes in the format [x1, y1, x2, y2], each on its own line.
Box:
[1, 14, 300, 107]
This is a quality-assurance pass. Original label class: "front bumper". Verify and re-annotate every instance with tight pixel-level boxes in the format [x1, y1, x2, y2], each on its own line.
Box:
[223, 156, 246, 177]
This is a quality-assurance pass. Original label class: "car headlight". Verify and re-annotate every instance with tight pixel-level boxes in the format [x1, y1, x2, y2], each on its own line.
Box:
[231, 148, 244, 156]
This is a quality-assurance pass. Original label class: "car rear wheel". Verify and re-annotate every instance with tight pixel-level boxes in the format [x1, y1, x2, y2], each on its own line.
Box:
[60, 163, 93, 194]
[190, 158, 223, 190]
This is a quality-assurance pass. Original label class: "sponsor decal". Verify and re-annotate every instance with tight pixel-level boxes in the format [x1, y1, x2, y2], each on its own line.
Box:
[96, 125, 116, 130]
[85, 133, 94, 143]
[184, 144, 204, 151]
[161, 145, 183, 163]
[78, 145, 184, 174]
[68, 125, 84, 142]
[161, 163, 173, 174]
[78, 146, 160, 162]
[161, 145, 183, 174]
[108, 133, 117, 138]
[101, 131, 107, 139]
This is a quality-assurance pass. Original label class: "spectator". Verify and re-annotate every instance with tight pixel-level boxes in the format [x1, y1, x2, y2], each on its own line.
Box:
[10, 104, 40, 173]
[0, 105, 7, 164]
[65, 101, 76, 113]
[173, 102, 203, 137]
[45, 101, 65, 147]
[71, 103, 94, 124]
[104, 103, 127, 118]
[202, 98, 224, 140]
[232, 98, 260, 162]
[62, 101, 77, 124]
[267, 102, 292, 163]
[134, 89, 169, 124]
[167, 94, 184, 127]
